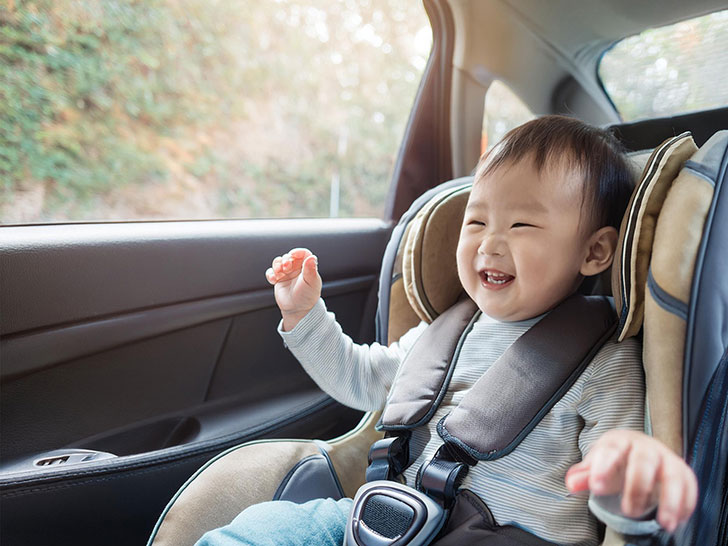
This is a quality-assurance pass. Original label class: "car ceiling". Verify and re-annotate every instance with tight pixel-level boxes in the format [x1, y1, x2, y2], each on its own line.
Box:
[448, 0, 727, 122]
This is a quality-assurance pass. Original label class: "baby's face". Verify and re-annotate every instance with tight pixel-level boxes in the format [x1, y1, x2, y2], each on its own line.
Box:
[456, 158, 594, 321]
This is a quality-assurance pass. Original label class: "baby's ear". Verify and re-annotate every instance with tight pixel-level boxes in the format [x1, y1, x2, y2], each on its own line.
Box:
[580, 226, 618, 277]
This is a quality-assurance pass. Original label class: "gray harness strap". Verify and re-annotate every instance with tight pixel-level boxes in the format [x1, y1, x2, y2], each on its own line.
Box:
[378, 298, 479, 430]
[352, 295, 617, 546]
[378, 295, 617, 460]
[439, 295, 617, 461]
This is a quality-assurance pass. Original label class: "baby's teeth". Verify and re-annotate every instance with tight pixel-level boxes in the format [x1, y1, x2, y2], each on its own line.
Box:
[486, 273, 510, 285]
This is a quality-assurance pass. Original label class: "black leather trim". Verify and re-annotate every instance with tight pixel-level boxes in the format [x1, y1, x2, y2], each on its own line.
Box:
[0, 218, 391, 336]
[683, 134, 728, 451]
[273, 452, 345, 503]
[677, 351, 728, 545]
[0, 394, 350, 489]
[609, 106, 728, 152]
[1, 276, 375, 380]
[0, 398, 361, 546]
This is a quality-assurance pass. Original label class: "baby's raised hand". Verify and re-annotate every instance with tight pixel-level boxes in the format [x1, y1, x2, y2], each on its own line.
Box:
[565, 429, 698, 533]
[265, 248, 322, 331]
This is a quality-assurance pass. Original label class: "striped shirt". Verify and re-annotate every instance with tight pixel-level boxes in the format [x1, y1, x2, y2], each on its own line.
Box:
[279, 299, 645, 546]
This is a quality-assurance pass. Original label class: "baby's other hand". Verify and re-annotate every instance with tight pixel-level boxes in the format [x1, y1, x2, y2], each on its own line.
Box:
[265, 248, 322, 331]
[565, 429, 698, 533]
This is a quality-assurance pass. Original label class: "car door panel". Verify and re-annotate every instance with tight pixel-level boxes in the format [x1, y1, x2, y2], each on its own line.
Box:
[1, 219, 388, 335]
[0, 218, 389, 545]
[1, 396, 351, 546]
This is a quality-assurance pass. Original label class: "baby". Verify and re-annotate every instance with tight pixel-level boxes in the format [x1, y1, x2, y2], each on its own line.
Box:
[198, 116, 697, 546]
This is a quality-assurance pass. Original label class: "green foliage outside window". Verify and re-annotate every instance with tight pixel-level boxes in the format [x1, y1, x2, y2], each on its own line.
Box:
[0, 1, 430, 222]
[600, 11, 728, 122]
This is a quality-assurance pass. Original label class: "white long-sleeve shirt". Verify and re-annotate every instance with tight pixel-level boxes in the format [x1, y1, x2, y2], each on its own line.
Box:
[279, 299, 645, 546]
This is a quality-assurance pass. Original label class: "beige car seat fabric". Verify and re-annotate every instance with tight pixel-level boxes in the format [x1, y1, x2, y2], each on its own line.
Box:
[388, 222, 424, 343]
[150, 441, 321, 545]
[610, 132, 700, 457]
[612, 133, 698, 341]
[400, 185, 470, 325]
[149, 412, 383, 546]
[643, 138, 717, 455]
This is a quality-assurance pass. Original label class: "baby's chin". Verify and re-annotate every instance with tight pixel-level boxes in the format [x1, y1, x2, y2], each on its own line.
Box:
[481, 307, 545, 322]
[475, 297, 553, 322]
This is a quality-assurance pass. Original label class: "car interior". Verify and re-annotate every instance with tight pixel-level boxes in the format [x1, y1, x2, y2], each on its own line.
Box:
[1, 1, 727, 545]
[145, 126, 727, 546]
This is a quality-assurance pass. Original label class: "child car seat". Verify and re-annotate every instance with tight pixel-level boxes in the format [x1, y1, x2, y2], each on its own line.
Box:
[597, 130, 728, 546]
[147, 131, 728, 546]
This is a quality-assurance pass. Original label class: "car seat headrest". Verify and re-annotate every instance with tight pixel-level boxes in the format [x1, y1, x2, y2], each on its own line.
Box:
[389, 133, 696, 344]
[612, 132, 698, 341]
[401, 185, 471, 324]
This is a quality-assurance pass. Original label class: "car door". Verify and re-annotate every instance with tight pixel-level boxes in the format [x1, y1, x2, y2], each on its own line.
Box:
[0, 217, 386, 544]
[0, 1, 456, 544]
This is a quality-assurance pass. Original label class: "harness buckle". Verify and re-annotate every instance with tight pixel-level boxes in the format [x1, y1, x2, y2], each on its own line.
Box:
[416, 460, 468, 509]
[345, 481, 447, 546]
[416, 447, 469, 509]
[366, 434, 411, 482]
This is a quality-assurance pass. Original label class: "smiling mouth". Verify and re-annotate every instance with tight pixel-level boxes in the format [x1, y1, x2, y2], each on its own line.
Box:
[480, 270, 515, 289]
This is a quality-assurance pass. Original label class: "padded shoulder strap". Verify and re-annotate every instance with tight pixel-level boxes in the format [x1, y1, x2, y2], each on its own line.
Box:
[378, 298, 479, 431]
[438, 295, 617, 461]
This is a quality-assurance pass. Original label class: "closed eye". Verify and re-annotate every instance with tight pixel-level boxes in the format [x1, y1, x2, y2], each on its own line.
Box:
[511, 223, 536, 228]
[468, 220, 485, 226]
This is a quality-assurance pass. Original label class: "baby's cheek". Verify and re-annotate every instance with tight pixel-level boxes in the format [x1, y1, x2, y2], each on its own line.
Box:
[455, 250, 471, 285]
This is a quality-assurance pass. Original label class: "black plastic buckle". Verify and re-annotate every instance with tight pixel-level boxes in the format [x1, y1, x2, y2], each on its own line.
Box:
[346, 481, 447, 546]
[415, 446, 469, 508]
[366, 433, 411, 483]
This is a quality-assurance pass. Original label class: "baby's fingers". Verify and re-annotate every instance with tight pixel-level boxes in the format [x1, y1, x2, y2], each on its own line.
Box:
[587, 433, 631, 496]
[274, 250, 313, 273]
[656, 457, 698, 532]
[267, 254, 302, 283]
[266, 249, 317, 286]
[565, 464, 591, 493]
[621, 445, 660, 517]
[657, 473, 685, 532]
[678, 469, 698, 527]
[289, 248, 313, 260]
[271, 253, 297, 276]
[271, 255, 285, 275]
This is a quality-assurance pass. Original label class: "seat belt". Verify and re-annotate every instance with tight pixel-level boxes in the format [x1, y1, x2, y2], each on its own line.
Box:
[346, 294, 617, 546]
[437, 294, 617, 462]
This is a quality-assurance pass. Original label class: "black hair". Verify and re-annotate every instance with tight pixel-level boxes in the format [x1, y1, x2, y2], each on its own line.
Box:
[475, 115, 634, 231]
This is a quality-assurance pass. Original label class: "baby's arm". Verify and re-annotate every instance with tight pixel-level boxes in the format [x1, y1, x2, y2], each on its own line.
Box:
[568, 338, 697, 532]
[565, 430, 698, 533]
[265, 248, 322, 331]
[266, 248, 426, 411]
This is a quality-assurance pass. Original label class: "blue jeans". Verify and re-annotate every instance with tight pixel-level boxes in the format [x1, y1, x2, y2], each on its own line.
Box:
[195, 497, 353, 546]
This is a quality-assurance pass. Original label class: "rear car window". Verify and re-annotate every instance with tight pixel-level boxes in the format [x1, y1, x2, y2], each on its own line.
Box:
[1, 1, 431, 224]
[599, 10, 728, 122]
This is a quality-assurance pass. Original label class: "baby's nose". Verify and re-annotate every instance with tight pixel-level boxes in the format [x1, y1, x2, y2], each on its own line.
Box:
[478, 233, 505, 256]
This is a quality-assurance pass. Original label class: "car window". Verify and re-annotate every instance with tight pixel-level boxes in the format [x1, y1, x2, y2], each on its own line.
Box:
[0, 1, 431, 224]
[599, 10, 728, 122]
[481, 80, 534, 155]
